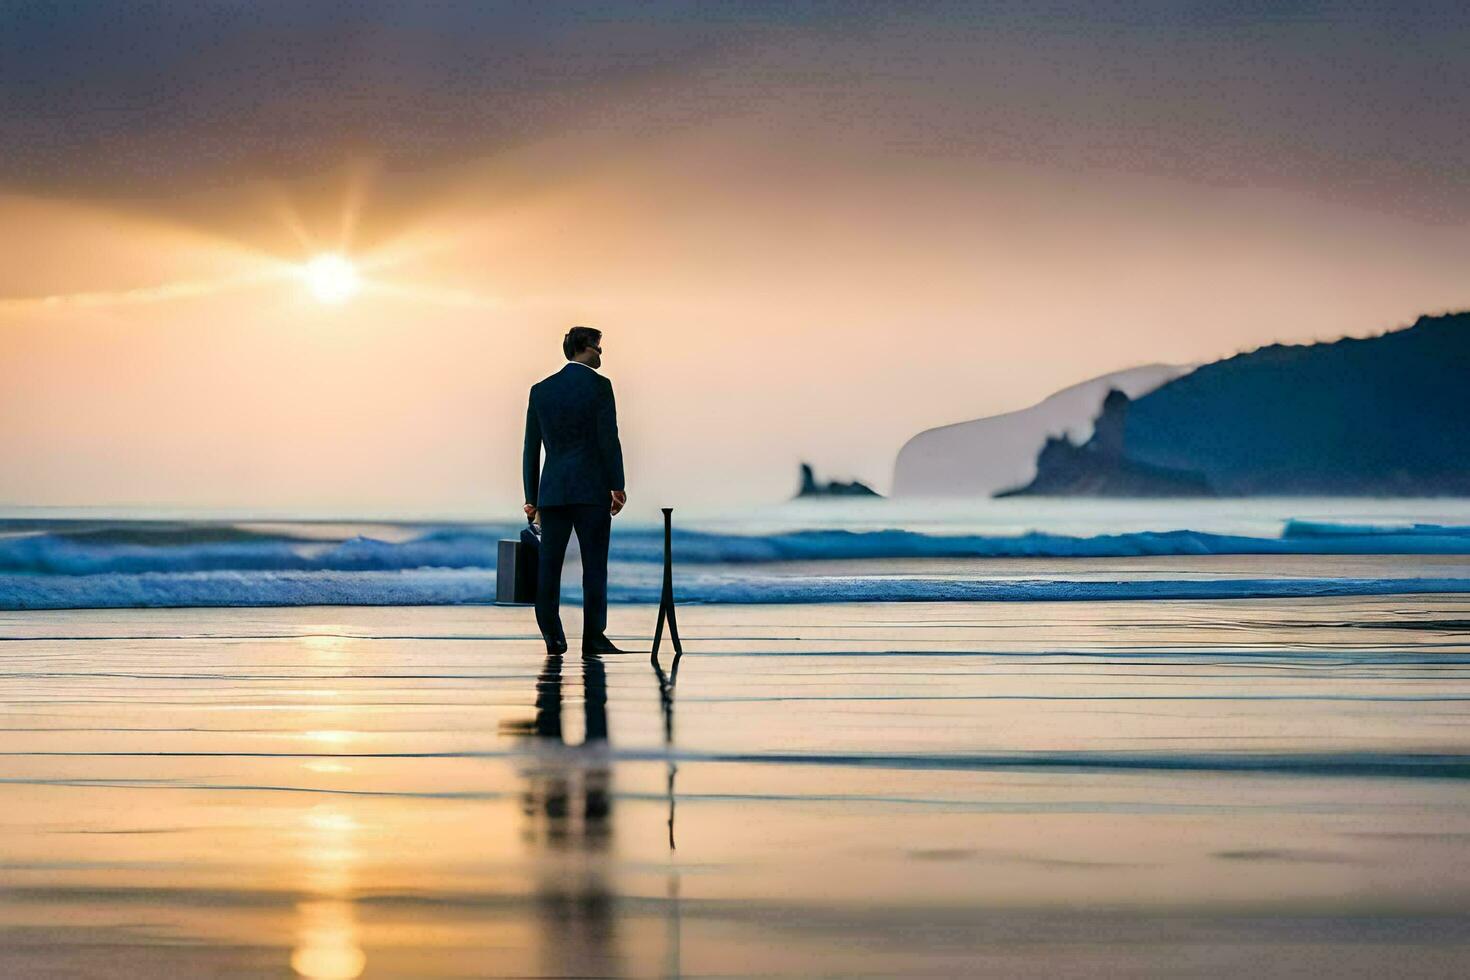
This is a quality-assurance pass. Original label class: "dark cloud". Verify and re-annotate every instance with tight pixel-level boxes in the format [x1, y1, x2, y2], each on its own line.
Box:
[0, 0, 817, 190]
[4, 1, 1470, 220]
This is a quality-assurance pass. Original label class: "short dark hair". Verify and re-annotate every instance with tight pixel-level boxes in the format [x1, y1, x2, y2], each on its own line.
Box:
[563, 326, 602, 360]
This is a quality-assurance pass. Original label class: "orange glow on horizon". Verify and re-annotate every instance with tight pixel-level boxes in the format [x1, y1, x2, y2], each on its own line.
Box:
[2, 139, 1467, 514]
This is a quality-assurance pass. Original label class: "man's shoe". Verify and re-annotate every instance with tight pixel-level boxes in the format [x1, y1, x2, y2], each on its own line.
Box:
[582, 635, 627, 655]
[544, 637, 568, 654]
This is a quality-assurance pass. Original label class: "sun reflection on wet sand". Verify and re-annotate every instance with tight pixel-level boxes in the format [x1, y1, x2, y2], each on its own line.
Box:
[292, 898, 366, 980]
[289, 630, 366, 978]
[291, 806, 365, 978]
[304, 759, 354, 774]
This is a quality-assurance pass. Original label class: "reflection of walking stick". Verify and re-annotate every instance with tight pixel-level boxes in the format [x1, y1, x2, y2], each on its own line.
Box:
[651, 507, 684, 857]
[651, 507, 683, 657]
[651, 647, 683, 849]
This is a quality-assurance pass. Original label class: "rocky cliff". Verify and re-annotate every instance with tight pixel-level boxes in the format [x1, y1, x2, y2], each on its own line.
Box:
[1006, 312, 1470, 497]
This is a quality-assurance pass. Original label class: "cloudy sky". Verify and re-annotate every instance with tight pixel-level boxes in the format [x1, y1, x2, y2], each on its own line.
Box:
[3, 1, 1468, 515]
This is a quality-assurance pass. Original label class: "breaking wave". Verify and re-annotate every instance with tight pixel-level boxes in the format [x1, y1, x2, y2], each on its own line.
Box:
[2, 518, 1468, 609]
[5, 520, 1470, 576]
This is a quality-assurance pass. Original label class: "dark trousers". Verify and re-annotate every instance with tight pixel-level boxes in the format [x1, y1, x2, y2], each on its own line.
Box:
[535, 503, 611, 644]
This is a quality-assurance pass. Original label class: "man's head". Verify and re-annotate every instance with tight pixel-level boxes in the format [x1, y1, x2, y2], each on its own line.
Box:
[562, 326, 602, 369]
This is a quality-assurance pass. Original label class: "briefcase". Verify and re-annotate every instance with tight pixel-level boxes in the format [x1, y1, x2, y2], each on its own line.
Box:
[495, 517, 540, 604]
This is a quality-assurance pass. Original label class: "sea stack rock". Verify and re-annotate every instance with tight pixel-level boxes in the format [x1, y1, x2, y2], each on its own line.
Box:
[795, 463, 881, 498]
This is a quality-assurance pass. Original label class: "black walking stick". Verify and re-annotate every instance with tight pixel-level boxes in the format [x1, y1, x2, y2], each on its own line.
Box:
[650, 507, 683, 658]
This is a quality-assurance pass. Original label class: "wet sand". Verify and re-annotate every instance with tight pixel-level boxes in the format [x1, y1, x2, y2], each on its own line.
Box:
[3, 597, 1470, 977]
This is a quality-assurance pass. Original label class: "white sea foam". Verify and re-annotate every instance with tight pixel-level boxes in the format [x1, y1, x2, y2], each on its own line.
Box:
[3, 518, 1469, 609]
[2, 566, 1469, 610]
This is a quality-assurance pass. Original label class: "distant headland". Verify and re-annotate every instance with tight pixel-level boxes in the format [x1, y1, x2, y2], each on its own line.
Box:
[897, 311, 1470, 498]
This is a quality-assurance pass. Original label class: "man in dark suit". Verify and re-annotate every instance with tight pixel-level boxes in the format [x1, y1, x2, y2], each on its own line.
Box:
[523, 326, 628, 654]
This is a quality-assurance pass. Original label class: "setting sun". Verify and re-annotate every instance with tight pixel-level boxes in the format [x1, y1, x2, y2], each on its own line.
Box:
[303, 253, 361, 304]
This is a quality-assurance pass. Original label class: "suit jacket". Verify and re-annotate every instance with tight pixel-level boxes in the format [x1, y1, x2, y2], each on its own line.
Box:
[523, 363, 626, 507]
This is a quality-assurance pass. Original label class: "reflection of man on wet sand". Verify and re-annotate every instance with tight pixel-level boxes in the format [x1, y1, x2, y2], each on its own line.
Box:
[499, 653, 617, 974]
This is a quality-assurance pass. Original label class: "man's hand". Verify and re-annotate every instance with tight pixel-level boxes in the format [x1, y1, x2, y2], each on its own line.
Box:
[523, 503, 538, 525]
[610, 490, 627, 517]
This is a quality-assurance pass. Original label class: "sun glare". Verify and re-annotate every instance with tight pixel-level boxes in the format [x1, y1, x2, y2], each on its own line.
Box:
[303, 253, 361, 304]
